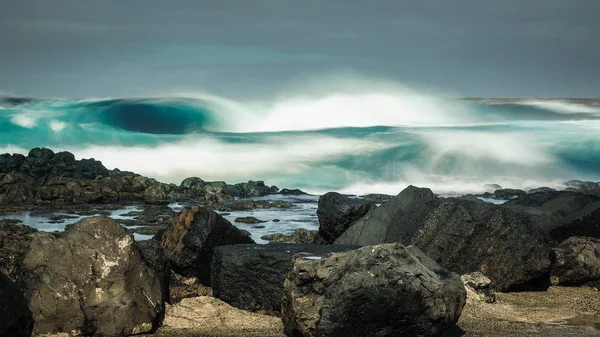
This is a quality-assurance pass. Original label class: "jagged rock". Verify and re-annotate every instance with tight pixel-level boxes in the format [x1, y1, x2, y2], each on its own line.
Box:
[479, 188, 526, 200]
[282, 243, 466, 337]
[1, 217, 166, 336]
[161, 206, 255, 285]
[0, 271, 34, 337]
[261, 229, 321, 244]
[551, 236, 600, 285]
[235, 180, 279, 198]
[565, 180, 600, 197]
[336, 185, 552, 291]
[461, 272, 496, 303]
[503, 191, 600, 242]
[211, 244, 358, 313]
[317, 192, 376, 243]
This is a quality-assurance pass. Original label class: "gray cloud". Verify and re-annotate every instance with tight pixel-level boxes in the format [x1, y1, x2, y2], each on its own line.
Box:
[0, 0, 598, 98]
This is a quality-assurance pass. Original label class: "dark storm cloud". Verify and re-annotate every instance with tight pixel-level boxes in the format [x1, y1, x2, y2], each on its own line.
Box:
[0, 0, 599, 98]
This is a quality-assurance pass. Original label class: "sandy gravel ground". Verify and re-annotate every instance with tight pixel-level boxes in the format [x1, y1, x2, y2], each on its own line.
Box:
[35, 286, 600, 337]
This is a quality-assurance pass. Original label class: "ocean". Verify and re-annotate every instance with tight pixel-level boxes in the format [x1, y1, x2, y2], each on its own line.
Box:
[2, 93, 600, 196]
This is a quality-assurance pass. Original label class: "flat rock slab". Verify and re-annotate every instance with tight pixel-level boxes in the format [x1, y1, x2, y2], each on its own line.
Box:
[211, 244, 359, 313]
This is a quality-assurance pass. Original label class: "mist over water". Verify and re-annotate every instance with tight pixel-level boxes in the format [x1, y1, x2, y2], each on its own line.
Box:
[2, 80, 599, 195]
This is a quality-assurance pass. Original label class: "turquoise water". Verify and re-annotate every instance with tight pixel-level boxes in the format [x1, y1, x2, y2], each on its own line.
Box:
[2, 95, 600, 195]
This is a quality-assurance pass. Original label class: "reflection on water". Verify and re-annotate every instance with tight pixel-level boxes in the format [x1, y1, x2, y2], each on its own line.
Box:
[0, 195, 321, 243]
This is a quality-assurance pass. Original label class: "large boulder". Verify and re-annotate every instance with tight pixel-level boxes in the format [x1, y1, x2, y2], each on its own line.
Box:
[161, 206, 255, 285]
[336, 186, 552, 290]
[0, 271, 34, 337]
[550, 236, 600, 285]
[1, 217, 166, 336]
[211, 244, 358, 313]
[282, 243, 466, 337]
[503, 191, 600, 242]
[317, 192, 376, 243]
[234, 180, 279, 198]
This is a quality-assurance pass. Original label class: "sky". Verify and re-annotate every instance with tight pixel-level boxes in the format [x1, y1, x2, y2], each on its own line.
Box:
[0, 0, 599, 99]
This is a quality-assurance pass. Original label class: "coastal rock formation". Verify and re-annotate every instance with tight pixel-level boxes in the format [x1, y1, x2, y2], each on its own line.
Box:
[261, 229, 321, 244]
[282, 243, 466, 337]
[565, 180, 600, 197]
[161, 206, 254, 285]
[211, 244, 358, 313]
[478, 188, 526, 200]
[317, 192, 376, 243]
[335, 186, 552, 290]
[550, 236, 600, 285]
[0, 148, 176, 205]
[503, 191, 600, 242]
[0, 271, 34, 337]
[0, 217, 166, 336]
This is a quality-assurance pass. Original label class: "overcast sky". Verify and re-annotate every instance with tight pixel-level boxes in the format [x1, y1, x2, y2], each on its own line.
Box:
[1, 0, 599, 99]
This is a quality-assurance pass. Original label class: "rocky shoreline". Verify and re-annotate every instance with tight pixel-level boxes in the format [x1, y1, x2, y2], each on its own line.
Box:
[3, 148, 600, 336]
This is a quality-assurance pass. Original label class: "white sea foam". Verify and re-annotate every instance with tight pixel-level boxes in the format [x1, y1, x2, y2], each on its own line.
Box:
[519, 100, 600, 114]
[10, 114, 39, 128]
[49, 120, 67, 132]
[61, 135, 394, 185]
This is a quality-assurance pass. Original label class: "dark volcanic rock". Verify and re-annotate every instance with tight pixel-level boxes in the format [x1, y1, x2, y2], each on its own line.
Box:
[279, 188, 307, 195]
[281, 243, 466, 337]
[336, 185, 552, 290]
[551, 236, 600, 285]
[261, 229, 321, 244]
[0, 148, 175, 205]
[0, 271, 34, 337]
[234, 216, 266, 224]
[234, 180, 279, 198]
[136, 240, 171, 304]
[565, 180, 600, 197]
[161, 206, 255, 285]
[528, 187, 557, 194]
[1, 217, 166, 336]
[479, 188, 526, 200]
[211, 243, 358, 313]
[317, 192, 376, 243]
[503, 191, 600, 242]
